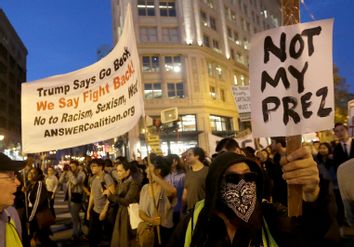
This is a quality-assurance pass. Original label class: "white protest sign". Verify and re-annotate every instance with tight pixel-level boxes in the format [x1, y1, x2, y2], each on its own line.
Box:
[250, 19, 334, 138]
[21, 5, 144, 153]
[232, 85, 251, 113]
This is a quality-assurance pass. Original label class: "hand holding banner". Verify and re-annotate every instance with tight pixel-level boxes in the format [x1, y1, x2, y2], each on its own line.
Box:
[21, 4, 144, 153]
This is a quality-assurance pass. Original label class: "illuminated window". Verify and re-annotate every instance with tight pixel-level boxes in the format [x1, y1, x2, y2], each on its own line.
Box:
[233, 73, 238, 85]
[233, 32, 240, 45]
[142, 56, 160, 72]
[140, 27, 158, 42]
[162, 27, 179, 42]
[207, 62, 213, 76]
[137, 0, 155, 16]
[231, 11, 237, 23]
[200, 11, 208, 26]
[243, 38, 249, 50]
[144, 83, 162, 99]
[159, 1, 176, 17]
[209, 115, 233, 131]
[167, 82, 184, 98]
[178, 115, 196, 131]
[164, 56, 182, 72]
[215, 65, 223, 80]
[240, 74, 245, 85]
[210, 86, 216, 99]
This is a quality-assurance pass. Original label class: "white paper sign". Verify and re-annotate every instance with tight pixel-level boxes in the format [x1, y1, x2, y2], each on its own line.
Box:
[21, 5, 144, 153]
[250, 19, 334, 138]
[232, 85, 251, 113]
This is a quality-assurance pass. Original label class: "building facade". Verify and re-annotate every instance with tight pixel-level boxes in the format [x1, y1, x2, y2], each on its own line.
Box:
[111, 0, 281, 156]
[0, 9, 27, 154]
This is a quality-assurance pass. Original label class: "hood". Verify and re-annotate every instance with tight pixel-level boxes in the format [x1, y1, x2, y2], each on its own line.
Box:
[205, 152, 264, 213]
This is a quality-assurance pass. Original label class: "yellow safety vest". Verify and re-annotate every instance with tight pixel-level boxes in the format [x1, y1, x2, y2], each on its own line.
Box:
[5, 219, 22, 247]
[184, 199, 278, 247]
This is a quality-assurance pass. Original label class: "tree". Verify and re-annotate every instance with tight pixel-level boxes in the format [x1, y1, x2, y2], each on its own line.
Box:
[333, 65, 354, 124]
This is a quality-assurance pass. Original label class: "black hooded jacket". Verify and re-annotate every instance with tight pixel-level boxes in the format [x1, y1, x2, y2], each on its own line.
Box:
[168, 152, 339, 247]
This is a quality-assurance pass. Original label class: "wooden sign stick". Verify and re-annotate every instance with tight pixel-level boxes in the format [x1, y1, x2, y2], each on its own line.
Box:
[143, 116, 162, 244]
[282, 0, 303, 217]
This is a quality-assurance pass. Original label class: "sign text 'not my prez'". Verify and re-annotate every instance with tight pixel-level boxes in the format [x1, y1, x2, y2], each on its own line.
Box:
[250, 19, 334, 138]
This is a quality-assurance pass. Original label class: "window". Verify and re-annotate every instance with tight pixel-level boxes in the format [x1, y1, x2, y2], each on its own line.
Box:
[162, 27, 179, 42]
[240, 74, 245, 85]
[233, 32, 240, 45]
[203, 0, 214, 8]
[178, 115, 196, 131]
[224, 6, 230, 19]
[209, 115, 233, 132]
[140, 27, 158, 42]
[164, 56, 182, 72]
[231, 11, 237, 23]
[210, 86, 216, 99]
[137, 0, 155, 16]
[215, 65, 223, 80]
[227, 27, 232, 39]
[142, 56, 160, 72]
[212, 40, 220, 51]
[144, 83, 162, 99]
[200, 11, 208, 26]
[233, 73, 238, 85]
[159, 1, 176, 17]
[243, 38, 249, 50]
[230, 48, 235, 60]
[203, 35, 210, 47]
[209, 17, 217, 31]
[220, 89, 225, 102]
[207, 62, 213, 76]
[236, 52, 243, 64]
[167, 82, 184, 98]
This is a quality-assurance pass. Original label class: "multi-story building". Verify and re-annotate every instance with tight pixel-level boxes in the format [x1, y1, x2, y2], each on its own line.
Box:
[0, 9, 27, 152]
[111, 0, 281, 156]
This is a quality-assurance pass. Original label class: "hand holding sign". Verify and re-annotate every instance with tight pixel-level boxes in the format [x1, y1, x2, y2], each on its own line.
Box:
[250, 19, 334, 216]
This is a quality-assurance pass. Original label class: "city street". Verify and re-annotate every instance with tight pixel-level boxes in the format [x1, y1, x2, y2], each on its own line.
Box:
[51, 190, 90, 247]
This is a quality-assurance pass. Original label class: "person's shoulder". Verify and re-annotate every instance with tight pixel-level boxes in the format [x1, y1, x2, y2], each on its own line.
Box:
[337, 158, 354, 174]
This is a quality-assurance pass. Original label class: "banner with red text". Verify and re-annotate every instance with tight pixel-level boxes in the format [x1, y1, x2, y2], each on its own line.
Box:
[21, 5, 144, 153]
[250, 19, 334, 138]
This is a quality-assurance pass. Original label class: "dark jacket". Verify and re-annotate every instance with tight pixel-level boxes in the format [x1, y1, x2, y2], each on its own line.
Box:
[107, 176, 139, 247]
[168, 152, 339, 247]
[333, 139, 354, 170]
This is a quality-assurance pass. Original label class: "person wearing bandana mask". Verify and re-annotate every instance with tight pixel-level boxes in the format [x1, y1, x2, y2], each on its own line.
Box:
[168, 148, 339, 247]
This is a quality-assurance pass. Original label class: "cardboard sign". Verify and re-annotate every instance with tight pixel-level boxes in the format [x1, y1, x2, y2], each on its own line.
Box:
[21, 6, 144, 153]
[250, 19, 334, 138]
[232, 85, 251, 113]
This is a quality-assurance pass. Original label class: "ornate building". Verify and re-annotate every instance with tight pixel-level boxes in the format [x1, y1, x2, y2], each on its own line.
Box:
[111, 0, 281, 155]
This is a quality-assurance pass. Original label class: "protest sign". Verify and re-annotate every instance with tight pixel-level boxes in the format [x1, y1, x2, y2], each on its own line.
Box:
[232, 85, 251, 113]
[250, 19, 334, 138]
[21, 5, 144, 153]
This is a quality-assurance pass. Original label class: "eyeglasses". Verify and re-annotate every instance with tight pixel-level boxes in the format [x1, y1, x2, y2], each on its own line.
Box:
[0, 172, 17, 182]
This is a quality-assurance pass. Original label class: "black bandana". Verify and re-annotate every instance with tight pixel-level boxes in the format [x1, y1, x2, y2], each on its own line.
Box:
[218, 172, 262, 234]
[220, 178, 257, 222]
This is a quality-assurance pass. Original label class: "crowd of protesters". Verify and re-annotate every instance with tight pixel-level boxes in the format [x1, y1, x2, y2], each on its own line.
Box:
[2, 122, 353, 246]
